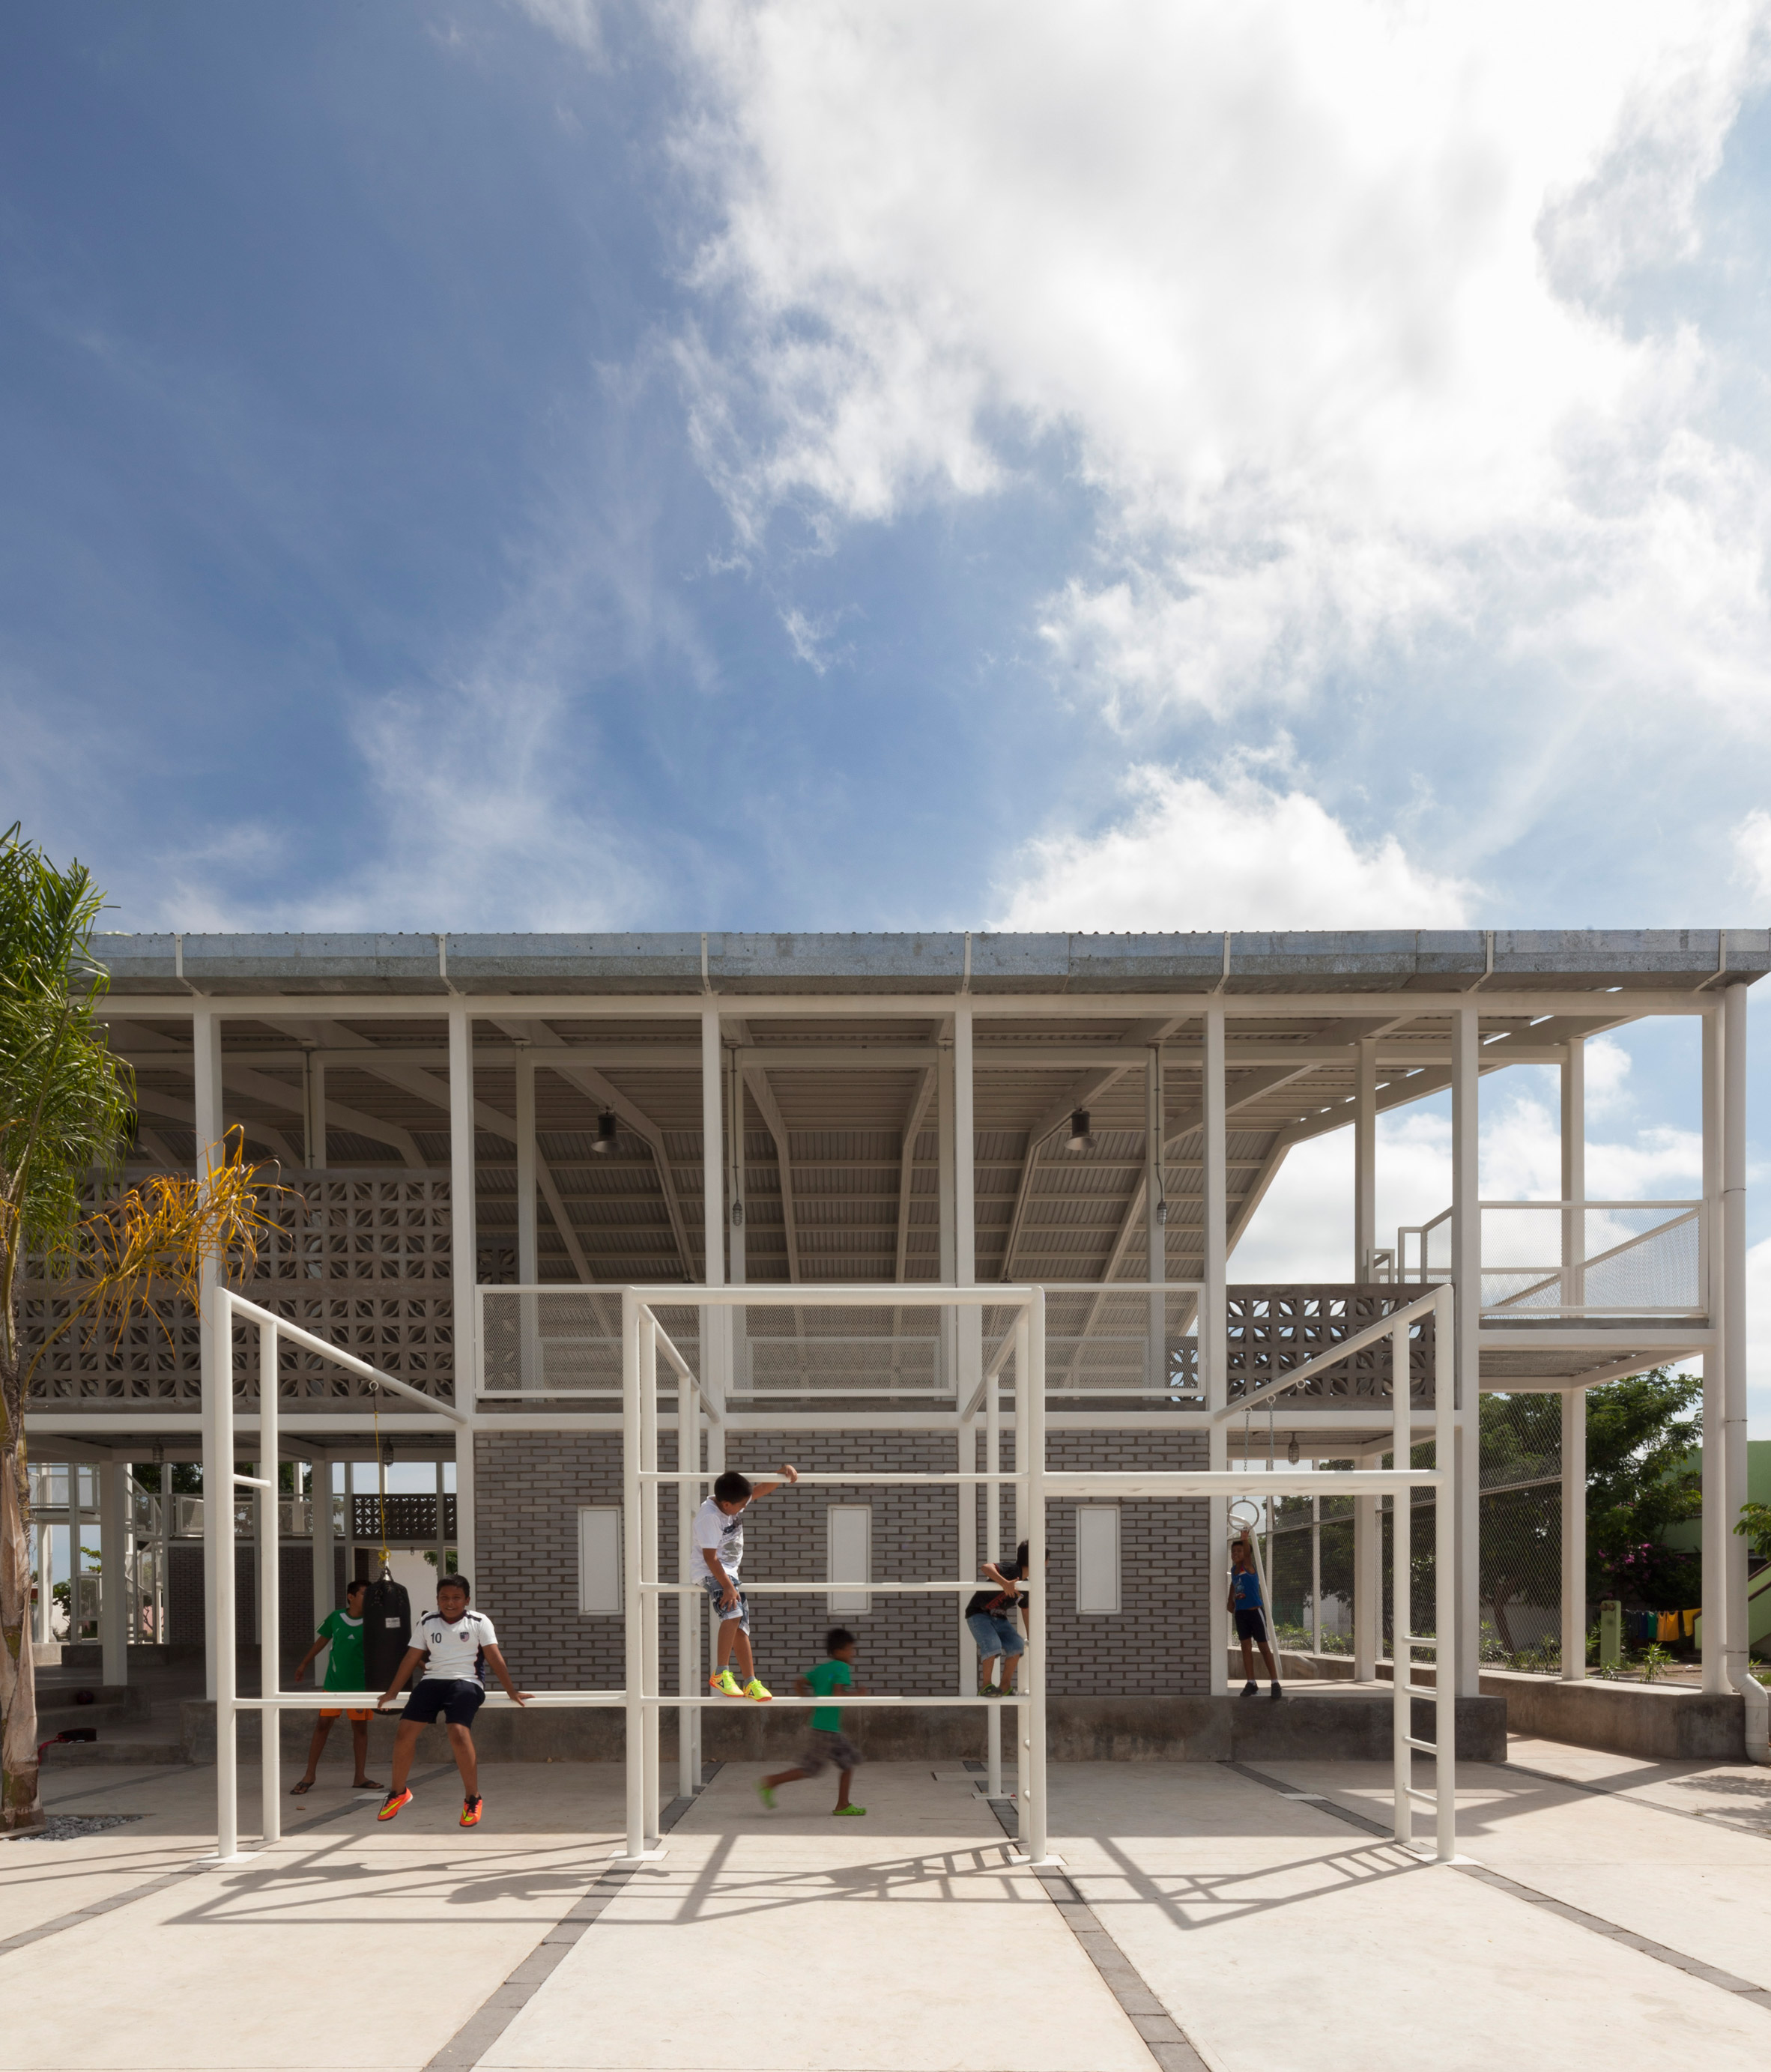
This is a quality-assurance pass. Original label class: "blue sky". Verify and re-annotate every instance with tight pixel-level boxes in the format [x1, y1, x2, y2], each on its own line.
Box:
[5, 3, 1771, 1414]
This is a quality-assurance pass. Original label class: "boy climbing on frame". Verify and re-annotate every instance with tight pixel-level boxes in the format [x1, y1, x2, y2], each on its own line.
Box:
[697, 1464, 800, 1700]
[374, 1574, 528, 1827]
[757, 1628, 867, 1817]
[289, 1575, 381, 1795]
[1229, 1534, 1283, 1700]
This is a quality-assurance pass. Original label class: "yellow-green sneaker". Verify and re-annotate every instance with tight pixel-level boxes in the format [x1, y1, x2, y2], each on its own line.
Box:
[743, 1676, 772, 1703]
[709, 1669, 742, 1697]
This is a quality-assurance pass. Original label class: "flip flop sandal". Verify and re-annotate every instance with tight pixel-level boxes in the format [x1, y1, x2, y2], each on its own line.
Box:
[290, 1780, 315, 1796]
[353, 1779, 384, 1790]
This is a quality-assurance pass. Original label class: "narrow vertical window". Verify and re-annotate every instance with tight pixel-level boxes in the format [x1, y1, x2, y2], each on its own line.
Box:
[827, 1504, 871, 1614]
[1075, 1506, 1120, 1614]
[578, 1505, 623, 1615]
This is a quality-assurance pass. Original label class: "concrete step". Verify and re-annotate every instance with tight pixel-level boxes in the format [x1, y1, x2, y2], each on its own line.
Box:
[31, 1684, 152, 1724]
[36, 1703, 141, 1734]
[40, 1736, 190, 1767]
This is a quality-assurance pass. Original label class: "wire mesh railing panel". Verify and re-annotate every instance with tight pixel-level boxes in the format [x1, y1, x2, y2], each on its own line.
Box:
[1476, 1203, 1704, 1317]
[479, 1290, 701, 1395]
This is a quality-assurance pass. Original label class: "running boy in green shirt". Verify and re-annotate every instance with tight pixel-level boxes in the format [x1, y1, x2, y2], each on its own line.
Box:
[289, 1578, 381, 1794]
[756, 1629, 866, 1817]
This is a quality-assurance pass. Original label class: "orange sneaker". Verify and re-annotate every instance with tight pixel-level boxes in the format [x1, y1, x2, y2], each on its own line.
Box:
[377, 1788, 414, 1823]
[459, 1795, 483, 1828]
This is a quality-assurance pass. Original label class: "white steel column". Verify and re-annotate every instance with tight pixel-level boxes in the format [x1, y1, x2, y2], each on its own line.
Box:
[212, 1302, 240, 1862]
[515, 1043, 538, 1388]
[985, 1347, 1003, 1796]
[620, 1292, 646, 1862]
[1561, 1037, 1585, 1311]
[309, 1452, 333, 1629]
[1390, 1318, 1411, 1844]
[99, 1458, 127, 1686]
[258, 1318, 282, 1844]
[68, 1462, 85, 1645]
[1025, 1291, 1048, 1863]
[448, 1008, 479, 1587]
[1560, 1389, 1586, 1681]
[954, 1007, 979, 1694]
[696, 1005, 725, 1793]
[1560, 1034, 1587, 1682]
[1310, 1497, 1322, 1656]
[1354, 1496, 1377, 1679]
[310, 1055, 327, 1169]
[1146, 1047, 1165, 1383]
[640, 1314, 661, 1845]
[1354, 1037, 1377, 1279]
[1723, 982, 1752, 1700]
[1701, 1008, 1727, 1692]
[1432, 1284, 1457, 1862]
[1450, 1008, 1481, 1695]
[194, 1005, 225, 1700]
[1205, 1006, 1229, 1694]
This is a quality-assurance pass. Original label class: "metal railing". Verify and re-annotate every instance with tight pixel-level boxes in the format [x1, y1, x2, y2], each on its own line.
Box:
[1387, 1200, 1707, 1318]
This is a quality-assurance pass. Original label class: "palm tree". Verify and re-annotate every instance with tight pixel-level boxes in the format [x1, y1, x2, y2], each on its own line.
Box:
[1, 829, 276, 1831]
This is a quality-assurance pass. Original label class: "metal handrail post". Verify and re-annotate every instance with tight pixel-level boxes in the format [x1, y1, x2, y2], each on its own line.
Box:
[1391, 1318, 1410, 1846]
[258, 1318, 281, 1846]
[621, 1292, 645, 1861]
[1433, 1285, 1457, 1860]
[641, 1312, 661, 1844]
[1026, 1289, 1048, 1864]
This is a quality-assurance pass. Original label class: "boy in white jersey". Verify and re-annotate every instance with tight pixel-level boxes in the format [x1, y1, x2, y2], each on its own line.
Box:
[695, 1464, 799, 1700]
[375, 1575, 527, 1827]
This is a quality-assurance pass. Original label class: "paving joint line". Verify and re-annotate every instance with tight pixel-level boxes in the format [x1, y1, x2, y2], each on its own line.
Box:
[423, 1763, 724, 2072]
[1226, 1760, 1771, 2016]
[1496, 1756, 1771, 1838]
[984, 1798, 1210, 2072]
[0, 1760, 455, 1960]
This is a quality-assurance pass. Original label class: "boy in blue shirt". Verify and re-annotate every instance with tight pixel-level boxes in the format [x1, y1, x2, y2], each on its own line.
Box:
[1228, 1535, 1283, 1700]
[756, 1629, 867, 1817]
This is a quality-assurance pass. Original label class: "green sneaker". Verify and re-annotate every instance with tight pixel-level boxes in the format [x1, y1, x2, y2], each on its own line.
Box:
[757, 1782, 777, 1811]
[743, 1676, 772, 1703]
[832, 1804, 867, 1817]
[709, 1669, 742, 1697]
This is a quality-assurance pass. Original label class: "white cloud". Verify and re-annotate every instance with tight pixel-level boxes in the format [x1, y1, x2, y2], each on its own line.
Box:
[992, 763, 1474, 930]
[667, 1, 1771, 736]
[1734, 809, 1771, 906]
[1582, 1034, 1632, 1113]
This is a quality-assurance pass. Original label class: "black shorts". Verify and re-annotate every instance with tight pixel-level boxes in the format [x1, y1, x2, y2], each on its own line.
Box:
[402, 1678, 486, 1728]
[1234, 1608, 1268, 1642]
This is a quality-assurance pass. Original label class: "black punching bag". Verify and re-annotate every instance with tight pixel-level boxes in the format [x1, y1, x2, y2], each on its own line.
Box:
[361, 1567, 412, 1694]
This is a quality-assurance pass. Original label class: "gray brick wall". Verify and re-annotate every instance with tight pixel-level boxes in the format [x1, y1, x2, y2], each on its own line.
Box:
[473, 1424, 1212, 1700]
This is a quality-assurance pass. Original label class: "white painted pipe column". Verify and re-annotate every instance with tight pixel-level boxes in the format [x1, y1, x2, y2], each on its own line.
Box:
[954, 1005, 979, 1697]
[100, 1458, 127, 1685]
[448, 1007, 479, 1590]
[1432, 1285, 1458, 1862]
[194, 1006, 225, 1700]
[985, 1351, 1002, 1798]
[620, 1292, 645, 1861]
[697, 1003, 726, 1794]
[1354, 1495, 1378, 1681]
[1354, 1038, 1377, 1280]
[1723, 981, 1758, 1728]
[258, 1319, 282, 1845]
[640, 1314, 661, 1844]
[1146, 1046, 1165, 1384]
[309, 1452, 333, 1632]
[1561, 1037, 1585, 1313]
[678, 1336, 700, 1802]
[1310, 1497, 1322, 1657]
[214, 1303, 240, 1862]
[1560, 1389, 1586, 1682]
[1024, 1292, 1048, 1864]
[67, 1461, 84, 1647]
[515, 1043, 538, 1389]
[1390, 1319, 1411, 1846]
[1701, 1008, 1727, 1694]
[1205, 1006, 1230, 1694]
[1450, 1008, 1482, 1696]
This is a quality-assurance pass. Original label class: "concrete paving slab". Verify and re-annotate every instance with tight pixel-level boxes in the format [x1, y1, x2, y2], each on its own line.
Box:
[1047, 1762, 1771, 2072]
[482, 1763, 1152, 2072]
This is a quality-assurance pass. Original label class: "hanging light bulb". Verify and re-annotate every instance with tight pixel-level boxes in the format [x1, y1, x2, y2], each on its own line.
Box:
[1286, 1436, 1300, 1464]
[1065, 1109, 1093, 1151]
[593, 1109, 618, 1154]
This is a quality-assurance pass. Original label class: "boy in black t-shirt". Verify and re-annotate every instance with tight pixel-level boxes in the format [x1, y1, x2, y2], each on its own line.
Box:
[966, 1539, 1030, 1695]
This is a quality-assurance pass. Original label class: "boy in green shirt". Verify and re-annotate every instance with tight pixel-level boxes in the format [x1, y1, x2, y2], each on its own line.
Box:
[288, 1578, 381, 1794]
[757, 1629, 866, 1817]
